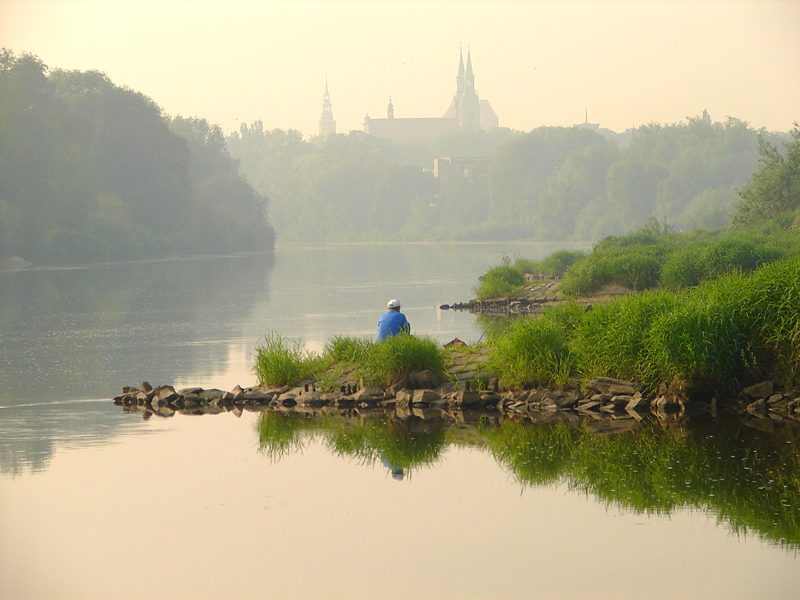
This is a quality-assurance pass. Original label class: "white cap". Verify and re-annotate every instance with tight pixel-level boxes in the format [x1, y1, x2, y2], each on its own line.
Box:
[387, 299, 401, 308]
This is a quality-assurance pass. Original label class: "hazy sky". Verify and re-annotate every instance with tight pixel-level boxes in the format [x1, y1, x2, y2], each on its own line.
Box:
[2, 1, 798, 137]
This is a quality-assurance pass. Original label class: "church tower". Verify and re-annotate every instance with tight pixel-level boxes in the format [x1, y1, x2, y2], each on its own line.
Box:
[319, 76, 336, 137]
[453, 48, 480, 129]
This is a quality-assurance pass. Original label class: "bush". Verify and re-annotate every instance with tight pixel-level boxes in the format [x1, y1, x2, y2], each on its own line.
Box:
[253, 332, 324, 387]
[473, 263, 526, 299]
[575, 291, 677, 389]
[358, 333, 447, 387]
[489, 316, 575, 389]
[515, 249, 587, 278]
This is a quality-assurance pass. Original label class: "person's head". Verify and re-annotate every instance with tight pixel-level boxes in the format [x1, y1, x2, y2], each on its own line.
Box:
[387, 298, 401, 312]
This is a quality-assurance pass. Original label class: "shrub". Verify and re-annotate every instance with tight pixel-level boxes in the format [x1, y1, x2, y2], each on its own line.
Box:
[575, 291, 677, 389]
[515, 249, 587, 278]
[358, 333, 447, 387]
[324, 335, 371, 364]
[253, 332, 323, 387]
[489, 316, 575, 389]
[473, 263, 526, 300]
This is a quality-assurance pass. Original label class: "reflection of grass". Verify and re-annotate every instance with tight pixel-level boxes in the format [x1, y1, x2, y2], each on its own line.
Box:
[484, 417, 800, 549]
[256, 412, 319, 460]
[254, 407, 800, 549]
[326, 417, 447, 472]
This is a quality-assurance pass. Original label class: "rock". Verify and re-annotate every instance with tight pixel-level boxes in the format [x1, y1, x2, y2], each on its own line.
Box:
[243, 389, 274, 402]
[276, 393, 297, 407]
[230, 385, 244, 401]
[179, 387, 203, 395]
[394, 389, 414, 408]
[556, 390, 582, 409]
[452, 390, 481, 407]
[411, 389, 442, 406]
[585, 377, 636, 396]
[408, 370, 441, 389]
[354, 386, 385, 401]
[142, 381, 153, 393]
[741, 381, 774, 400]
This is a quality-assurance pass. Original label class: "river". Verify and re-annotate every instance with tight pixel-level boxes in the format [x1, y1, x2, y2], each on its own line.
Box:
[1, 243, 798, 600]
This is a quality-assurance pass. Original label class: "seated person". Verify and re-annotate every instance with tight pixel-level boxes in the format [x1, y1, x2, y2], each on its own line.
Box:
[377, 298, 410, 342]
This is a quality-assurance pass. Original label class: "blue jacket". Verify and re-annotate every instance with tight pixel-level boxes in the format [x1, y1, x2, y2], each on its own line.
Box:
[377, 310, 410, 341]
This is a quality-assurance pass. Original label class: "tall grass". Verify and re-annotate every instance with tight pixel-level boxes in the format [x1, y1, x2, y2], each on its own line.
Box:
[488, 257, 800, 395]
[253, 332, 448, 389]
[473, 263, 526, 300]
[489, 316, 575, 389]
[358, 333, 447, 387]
[253, 331, 326, 387]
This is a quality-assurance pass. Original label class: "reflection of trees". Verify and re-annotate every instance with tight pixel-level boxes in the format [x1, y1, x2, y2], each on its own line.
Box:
[0, 253, 274, 474]
[484, 418, 800, 549]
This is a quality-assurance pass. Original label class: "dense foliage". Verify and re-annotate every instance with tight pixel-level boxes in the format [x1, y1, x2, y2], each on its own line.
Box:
[489, 256, 800, 397]
[0, 50, 273, 263]
[228, 114, 785, 242]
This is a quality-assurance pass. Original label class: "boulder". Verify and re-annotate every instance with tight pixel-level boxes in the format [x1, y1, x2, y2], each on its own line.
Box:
[741, 381, 775, 400]
[452, 390, 481, 407]
[354, 386, 385, 401]
[408, 370, 442, 390]
[585, 377, 636, 396]
[395, 389, 414, 408]
[411, 389, 442, 406]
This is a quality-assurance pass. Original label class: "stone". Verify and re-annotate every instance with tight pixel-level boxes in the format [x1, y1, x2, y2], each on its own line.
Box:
[412, 389, 442, 406]
[585, 377, 636, 396]
[394, 389, 414, 408]
[354, 386, 385, 401]
[230, 385, 244, 401]
[556, 390, 582, 409]
[141, 381, 153, 393]
[407, 370, 441, 390]
[243, 390, 274, 402]
[276, 393, 297, 407]
[452, 390, 481, 406]
[625, 395, 643, 411]
[178, 387, 203, 395]
[741, 381, 774, 400]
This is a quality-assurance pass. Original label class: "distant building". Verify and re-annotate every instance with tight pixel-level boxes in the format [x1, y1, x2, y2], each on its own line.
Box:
[364, 48, 498, 141]
[319, 77, 336, 137]
[573, 110, 600, 131]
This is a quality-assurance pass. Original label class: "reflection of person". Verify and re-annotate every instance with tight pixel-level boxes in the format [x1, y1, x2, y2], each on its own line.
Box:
[377, 298, 410, 342]
[381, 454, 404, 481]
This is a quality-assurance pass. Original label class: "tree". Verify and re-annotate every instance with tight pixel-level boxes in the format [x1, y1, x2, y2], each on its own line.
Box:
[731, 125, 800, 230]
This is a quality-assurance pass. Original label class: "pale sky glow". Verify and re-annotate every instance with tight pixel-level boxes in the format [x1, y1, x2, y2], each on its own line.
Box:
[1, 0, 798, 137]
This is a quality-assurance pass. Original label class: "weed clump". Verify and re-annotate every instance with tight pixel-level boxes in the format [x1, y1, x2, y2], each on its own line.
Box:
[253, 332, 447, 389]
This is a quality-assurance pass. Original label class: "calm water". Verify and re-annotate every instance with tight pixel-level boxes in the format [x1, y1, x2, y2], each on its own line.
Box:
[1, 243, 798, 600]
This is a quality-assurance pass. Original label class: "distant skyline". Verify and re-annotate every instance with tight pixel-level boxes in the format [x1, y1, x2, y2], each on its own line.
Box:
[1, 1, 798, 137]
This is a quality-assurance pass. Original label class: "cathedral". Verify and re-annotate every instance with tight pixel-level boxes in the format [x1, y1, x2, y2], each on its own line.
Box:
[318, 76, 336, 137]
[318, 49, 498, 141]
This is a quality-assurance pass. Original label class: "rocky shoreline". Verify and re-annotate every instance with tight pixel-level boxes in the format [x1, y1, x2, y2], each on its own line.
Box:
[113, 373, 800, 433]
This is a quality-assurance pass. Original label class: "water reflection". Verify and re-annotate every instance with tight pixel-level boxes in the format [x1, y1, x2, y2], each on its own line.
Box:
[0, 253, 275, 474]
[251, 407, 800, 551]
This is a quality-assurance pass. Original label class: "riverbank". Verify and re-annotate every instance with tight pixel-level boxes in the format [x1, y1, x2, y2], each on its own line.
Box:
[113, 368, 800, 434]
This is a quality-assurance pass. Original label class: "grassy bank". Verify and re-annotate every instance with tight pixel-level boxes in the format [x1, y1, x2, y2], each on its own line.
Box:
[475, 226, 800, 300]
[488, 256, 800, 397]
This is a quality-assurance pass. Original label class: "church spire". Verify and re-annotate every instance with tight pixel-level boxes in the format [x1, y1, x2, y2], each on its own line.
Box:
[465, 47, 475, 92]
[457, 48, 465, 94]
[319, 75, 336, 137]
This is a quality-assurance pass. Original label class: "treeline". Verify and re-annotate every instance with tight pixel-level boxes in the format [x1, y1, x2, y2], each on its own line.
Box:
[0, 50, 274, 264]
[228, 115, 789, 242]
